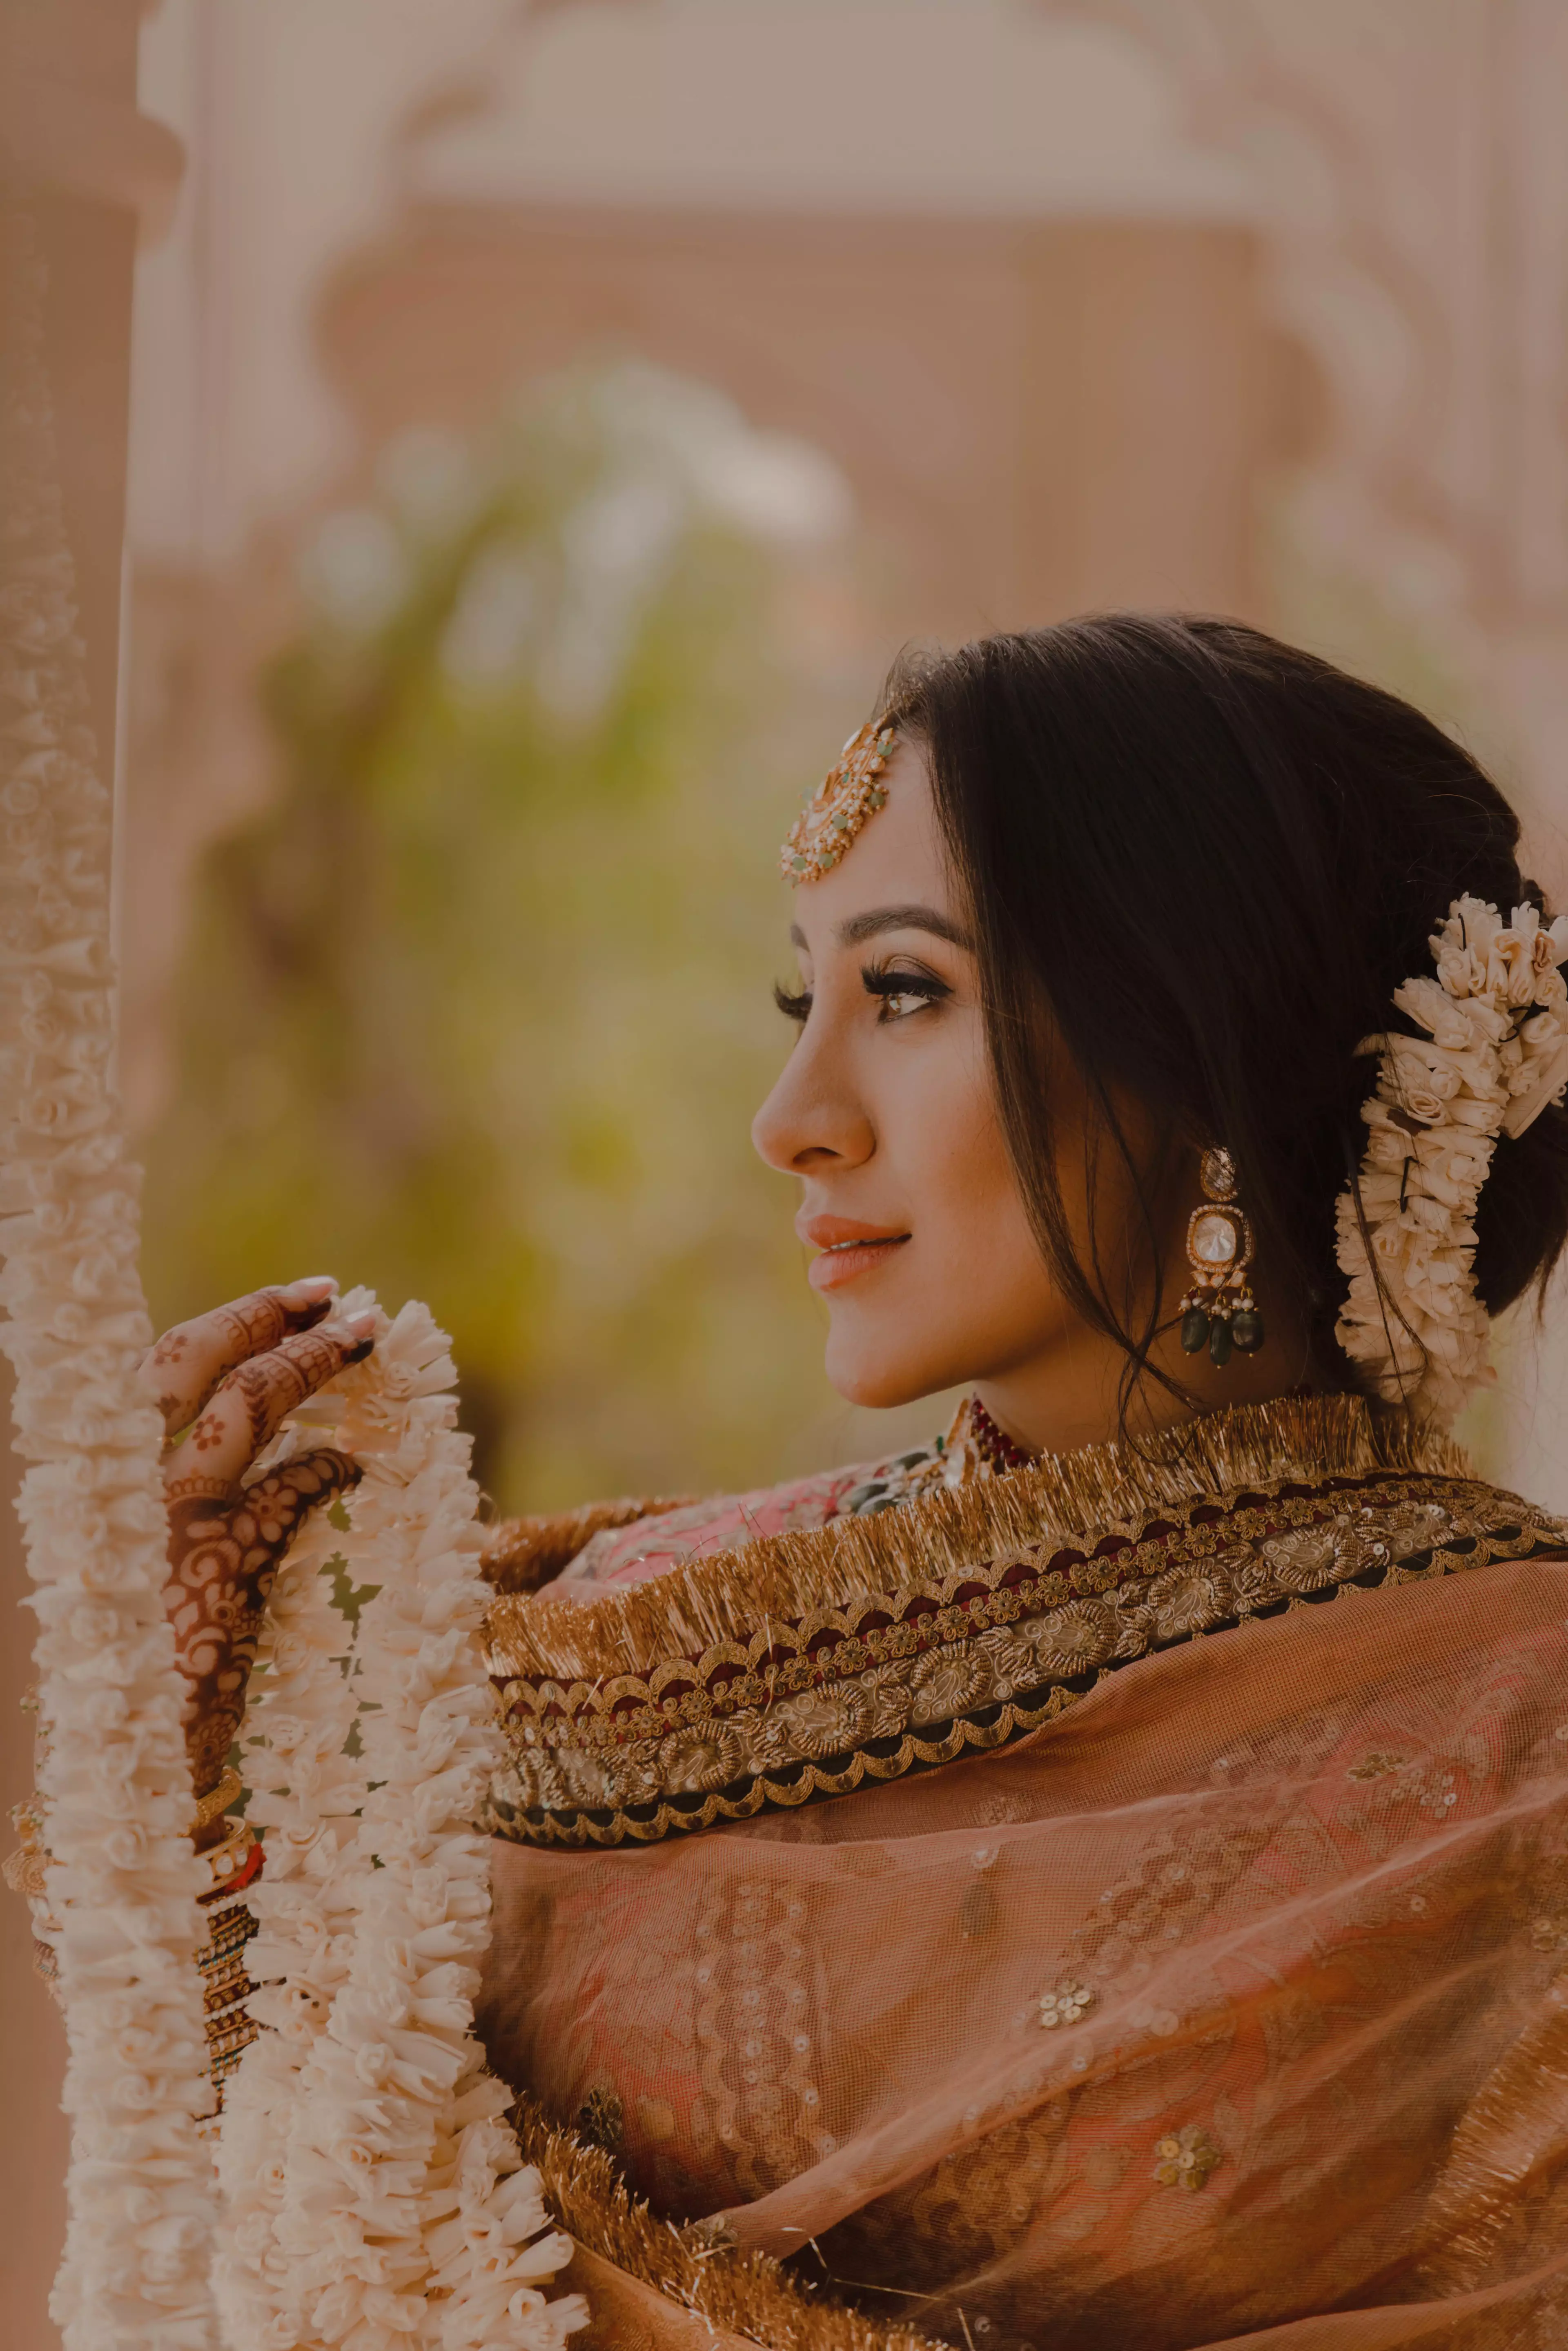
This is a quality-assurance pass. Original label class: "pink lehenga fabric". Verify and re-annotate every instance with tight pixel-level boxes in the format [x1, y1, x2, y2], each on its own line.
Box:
[555, 1458, 902, 1596]
[478, 1505, 1568, 2347]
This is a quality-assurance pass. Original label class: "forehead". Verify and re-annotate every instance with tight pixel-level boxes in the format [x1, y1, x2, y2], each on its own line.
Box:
[788, 740, 956, 937]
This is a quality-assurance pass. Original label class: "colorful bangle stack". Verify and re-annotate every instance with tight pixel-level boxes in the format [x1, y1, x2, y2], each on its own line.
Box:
[192, 1763, 244, 1835]
[193, 1811, 264, 2124]
[7, 1710, 267, 2114]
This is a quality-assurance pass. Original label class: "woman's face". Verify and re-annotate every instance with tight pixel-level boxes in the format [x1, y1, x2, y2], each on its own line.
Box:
[752, 738, 1069, 1410]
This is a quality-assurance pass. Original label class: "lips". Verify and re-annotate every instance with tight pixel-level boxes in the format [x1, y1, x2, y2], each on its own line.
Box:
[800, 1215, 911, 1293]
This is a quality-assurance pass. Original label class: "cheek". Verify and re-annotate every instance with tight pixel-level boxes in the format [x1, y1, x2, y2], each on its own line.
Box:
[898, 1020, 1027, 1237]
[915, 1078, 1052, 1299]
[821, 1021, 1062, 1404]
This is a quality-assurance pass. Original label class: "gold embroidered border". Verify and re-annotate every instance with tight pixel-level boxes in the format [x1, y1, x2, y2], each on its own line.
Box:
[484, 1395, 1465, 1687]
[513, 2096, 945, 2351]
[488, 1507, 1565, 1850]
[494, 1679, 1086, 1848]
[498, 1470, 1501, 1744]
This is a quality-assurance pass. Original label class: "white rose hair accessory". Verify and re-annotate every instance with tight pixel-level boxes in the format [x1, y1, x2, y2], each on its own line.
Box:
[1336, 894, 1568, 1424]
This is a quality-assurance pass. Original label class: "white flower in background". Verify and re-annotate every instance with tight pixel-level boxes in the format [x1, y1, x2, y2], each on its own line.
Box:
[300, 508, 413, 634]
[443, 547, 546, 688]
[1336, 894, 1568, 1424]
[306, 359, 860, 718]
[379, 427, 484, 541]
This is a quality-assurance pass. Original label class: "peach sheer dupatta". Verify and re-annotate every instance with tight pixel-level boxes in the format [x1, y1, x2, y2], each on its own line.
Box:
[481, 1531, 1568, 2348]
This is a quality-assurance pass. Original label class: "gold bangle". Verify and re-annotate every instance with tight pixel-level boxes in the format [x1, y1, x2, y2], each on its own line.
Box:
[199, 1915, 256, 1965]
[201, 1968, 253, 2012]
[201, 1872, 258, 1920]
[199, 1939, 254, 1985]
[207, 2014, 261, 2061]
[198, 1820, 255, 1889]
[203, 1970, 254, 2017]
[191, 1765, 243, 1835]
[197, 1910, 254, 1957]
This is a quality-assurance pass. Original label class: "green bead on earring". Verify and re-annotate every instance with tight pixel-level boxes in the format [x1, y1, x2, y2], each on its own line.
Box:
[1176, 1145, 1264, 1370]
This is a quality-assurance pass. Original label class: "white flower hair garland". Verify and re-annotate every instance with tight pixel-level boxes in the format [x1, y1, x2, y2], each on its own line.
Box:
[0, 212, 217, 2347]
[214, 1292, 588, 2351]
[1336, 894, 1568, 1424]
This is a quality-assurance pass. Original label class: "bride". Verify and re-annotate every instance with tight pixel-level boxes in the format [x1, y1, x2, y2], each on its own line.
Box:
[140, 615, 1568, 2347]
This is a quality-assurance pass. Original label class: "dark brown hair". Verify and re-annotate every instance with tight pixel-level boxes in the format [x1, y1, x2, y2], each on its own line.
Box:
[883, 615, 1568, 1412]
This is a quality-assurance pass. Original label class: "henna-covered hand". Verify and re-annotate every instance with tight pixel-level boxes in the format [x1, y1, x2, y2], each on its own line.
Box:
[139, 1279, 377, 1829]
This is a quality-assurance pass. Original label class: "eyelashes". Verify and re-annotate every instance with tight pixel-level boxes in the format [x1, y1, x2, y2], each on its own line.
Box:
[773, 965, 953, 1026]
[860, 967, 951, 1012]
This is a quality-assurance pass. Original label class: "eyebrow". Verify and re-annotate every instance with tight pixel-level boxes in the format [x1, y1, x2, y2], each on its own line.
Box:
[788, 904, 973, 952]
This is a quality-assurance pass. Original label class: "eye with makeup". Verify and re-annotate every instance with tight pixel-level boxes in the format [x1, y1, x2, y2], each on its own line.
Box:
[773, 978, 813, 1025]
[861, 959, 953, 1023]
[772, 958, 954, 1027]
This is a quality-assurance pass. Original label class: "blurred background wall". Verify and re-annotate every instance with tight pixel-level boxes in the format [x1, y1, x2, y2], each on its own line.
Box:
[122, 0, 1303, 1516]
[7, 0, 1568, 2334]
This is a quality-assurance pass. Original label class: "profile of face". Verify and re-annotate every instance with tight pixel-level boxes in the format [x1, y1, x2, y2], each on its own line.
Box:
[752, 738, 1072, 1417]
[753, 734, 1296, 1449]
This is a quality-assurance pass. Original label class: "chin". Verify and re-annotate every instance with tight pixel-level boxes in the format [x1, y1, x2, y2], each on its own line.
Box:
[822, 1323, 958, 1412]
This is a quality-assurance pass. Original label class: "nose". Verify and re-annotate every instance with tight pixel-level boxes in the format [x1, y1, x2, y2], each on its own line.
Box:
[751, 1015, 876, 1177]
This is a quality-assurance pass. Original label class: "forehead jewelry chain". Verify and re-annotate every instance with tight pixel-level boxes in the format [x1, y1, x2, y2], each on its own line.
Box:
[1178, 1145, 1264, 1368]
[780, 717, 896, 881]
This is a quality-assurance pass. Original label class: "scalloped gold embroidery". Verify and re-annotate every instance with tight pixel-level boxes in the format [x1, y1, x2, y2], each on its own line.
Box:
[486, 1493, 1560, 1849]
[485, 1396, 1566, 1850]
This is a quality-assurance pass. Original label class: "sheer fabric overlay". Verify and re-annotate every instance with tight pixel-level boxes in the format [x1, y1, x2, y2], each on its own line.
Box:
[477, 1427, 1568, 2349]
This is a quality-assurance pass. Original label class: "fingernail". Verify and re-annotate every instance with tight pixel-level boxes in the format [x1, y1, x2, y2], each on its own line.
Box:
[289, 1275, 337, 1299]
[342, 1310, 377, 1339]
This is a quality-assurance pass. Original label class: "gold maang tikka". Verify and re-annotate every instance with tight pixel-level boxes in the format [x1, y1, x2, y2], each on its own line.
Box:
[1178, 1145, 1265, 1368]
[780, 718, 896, 882]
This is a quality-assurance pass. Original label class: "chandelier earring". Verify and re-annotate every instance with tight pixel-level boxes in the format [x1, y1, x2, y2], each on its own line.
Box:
[1178, 1145, 1264, 1368]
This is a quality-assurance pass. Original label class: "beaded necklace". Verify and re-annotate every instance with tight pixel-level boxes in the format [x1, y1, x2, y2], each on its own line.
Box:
[969, 1394, 1037, 1473]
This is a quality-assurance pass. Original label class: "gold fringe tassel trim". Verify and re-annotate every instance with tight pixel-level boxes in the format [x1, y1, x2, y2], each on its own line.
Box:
[514, 2097, 946, 2351]
[488, 1395, 1465, 1684]
[483, 1495, 695, 1596]
[1415, 1980, 1568, 2291]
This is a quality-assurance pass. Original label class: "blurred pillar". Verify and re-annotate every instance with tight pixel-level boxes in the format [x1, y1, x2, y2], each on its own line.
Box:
[0, 2, 183, 2336]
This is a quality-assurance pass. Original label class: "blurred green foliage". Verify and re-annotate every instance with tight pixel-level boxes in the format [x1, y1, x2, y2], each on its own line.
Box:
[142, 365, 871, 1511]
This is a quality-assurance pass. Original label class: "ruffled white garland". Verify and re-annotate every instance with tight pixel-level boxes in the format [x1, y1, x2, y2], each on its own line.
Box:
[1, 205, 584, 2349]
[0, 211, 218, 2346]
[214, 1293, 587, 2351]
[1336, 894, 1568, 1424]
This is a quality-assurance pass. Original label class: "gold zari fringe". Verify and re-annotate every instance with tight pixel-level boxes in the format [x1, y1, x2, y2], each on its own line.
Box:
[488, 1499, 1555, 1848]
[1416, 1977, 1568, 2291]
[513, 2097, 946, 2351]
[486, 1395, 1465, 1684]
[483, 1494, 697, 1596]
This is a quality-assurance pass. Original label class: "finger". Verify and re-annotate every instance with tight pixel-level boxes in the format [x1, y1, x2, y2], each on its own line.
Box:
[241, 1448, 363, 1562]
[139, 1277, 339, 1436]
[165, 1448, 361, 1798]
[164, 1313, 376, 1499]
